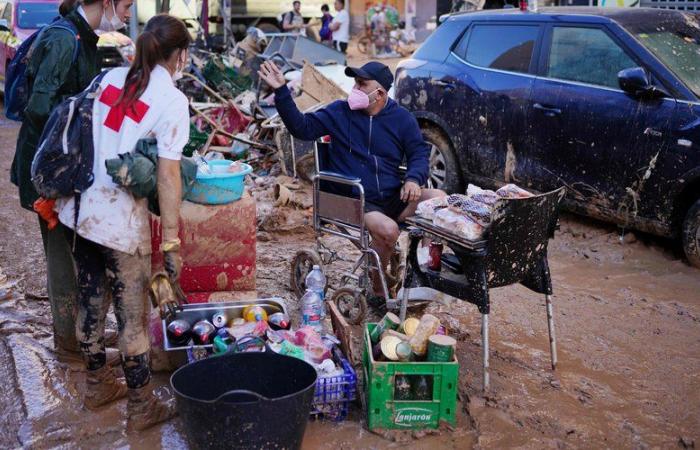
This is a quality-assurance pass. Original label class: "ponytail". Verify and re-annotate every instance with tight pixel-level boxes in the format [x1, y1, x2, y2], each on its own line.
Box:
[116, 14, 191, 110]
[59, 0, 101, 17]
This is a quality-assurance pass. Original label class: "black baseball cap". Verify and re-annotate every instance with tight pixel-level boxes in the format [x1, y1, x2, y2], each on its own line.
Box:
[345, 62, 394, 91]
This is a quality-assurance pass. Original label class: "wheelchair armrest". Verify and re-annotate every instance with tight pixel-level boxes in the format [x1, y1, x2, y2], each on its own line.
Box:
[316, 171, 362, 187]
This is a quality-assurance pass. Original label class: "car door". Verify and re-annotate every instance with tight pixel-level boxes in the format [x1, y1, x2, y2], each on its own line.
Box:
[527, 24, 677, 221]
[440, 22, 542, 188]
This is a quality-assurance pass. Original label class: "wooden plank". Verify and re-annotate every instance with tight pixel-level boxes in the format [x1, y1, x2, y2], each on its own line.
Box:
[328, 300, 354, 364]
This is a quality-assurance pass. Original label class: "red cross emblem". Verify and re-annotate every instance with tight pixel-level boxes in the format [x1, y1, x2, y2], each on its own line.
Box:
[98, 84, 150, 132]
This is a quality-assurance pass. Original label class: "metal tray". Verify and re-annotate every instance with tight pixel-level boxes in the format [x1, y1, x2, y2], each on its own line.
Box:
[162, 298, 288, 351]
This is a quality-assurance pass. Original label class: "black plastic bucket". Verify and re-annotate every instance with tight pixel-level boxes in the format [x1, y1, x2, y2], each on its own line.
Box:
[170, 352, 318, 450]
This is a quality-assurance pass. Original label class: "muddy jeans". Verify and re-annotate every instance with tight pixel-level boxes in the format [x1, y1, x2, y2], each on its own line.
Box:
[69, 232, 152, 389]
[39, 218, 79, 352]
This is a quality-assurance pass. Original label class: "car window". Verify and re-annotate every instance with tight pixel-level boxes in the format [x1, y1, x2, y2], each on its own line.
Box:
[547, 27, 637, 89]
[455, 24, 539, 74]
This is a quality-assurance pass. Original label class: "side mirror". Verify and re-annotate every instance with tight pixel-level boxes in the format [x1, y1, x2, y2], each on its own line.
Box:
[0, 19, 9, 32]
[618, 67, 668, 99]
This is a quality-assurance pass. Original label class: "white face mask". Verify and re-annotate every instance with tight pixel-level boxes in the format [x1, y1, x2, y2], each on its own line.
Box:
[99, 0, 125, 32]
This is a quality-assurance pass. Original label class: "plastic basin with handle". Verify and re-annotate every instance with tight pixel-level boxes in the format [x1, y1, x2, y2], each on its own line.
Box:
[185, 160, 252, 205]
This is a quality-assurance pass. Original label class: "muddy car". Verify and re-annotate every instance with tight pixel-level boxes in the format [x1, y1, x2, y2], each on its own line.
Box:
[395, 8, 700, 267]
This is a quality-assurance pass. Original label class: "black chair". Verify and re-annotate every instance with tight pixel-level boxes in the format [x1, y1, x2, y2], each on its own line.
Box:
[403, 187, 566, 390]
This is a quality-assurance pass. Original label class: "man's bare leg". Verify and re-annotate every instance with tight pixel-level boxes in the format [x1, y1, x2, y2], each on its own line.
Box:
[365, 211, 400, 298]
[365, 189, 446, 298]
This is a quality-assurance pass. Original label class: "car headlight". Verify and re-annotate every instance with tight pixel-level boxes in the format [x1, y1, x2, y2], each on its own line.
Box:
[117, 43, 135, 64]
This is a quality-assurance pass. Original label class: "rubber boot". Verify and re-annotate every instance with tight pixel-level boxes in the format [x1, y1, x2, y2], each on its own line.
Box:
[104, 329, 119, 347]
[84, 365, 128, 410]
[57, 347, 121, 367]
[126, 386, 177, 431]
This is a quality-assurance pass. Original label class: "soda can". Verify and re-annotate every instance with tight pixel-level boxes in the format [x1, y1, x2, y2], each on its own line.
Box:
[426, 335, 456, 362]
[428, 241, 443, 271]
[192, 320, 216, 345]
[166, 319, 191, 346]
[369, 312, 400, 344]
[211, 312, 227, 329]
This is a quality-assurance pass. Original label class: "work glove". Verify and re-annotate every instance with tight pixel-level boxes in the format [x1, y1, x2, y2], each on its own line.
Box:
[148, 272, 187, 320]
[163, 250, 183, 283]
[160, 238, 182, 283]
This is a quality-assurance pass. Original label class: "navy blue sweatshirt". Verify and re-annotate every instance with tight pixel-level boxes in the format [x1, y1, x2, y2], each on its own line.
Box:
[274, 85, 430, 204]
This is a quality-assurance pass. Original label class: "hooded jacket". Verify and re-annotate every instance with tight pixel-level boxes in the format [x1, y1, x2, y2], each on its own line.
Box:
[273, 85, 430, 205]
[11, 7, 100, 210]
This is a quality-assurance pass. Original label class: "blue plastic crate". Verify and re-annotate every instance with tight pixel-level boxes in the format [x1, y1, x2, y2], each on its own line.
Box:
[311, 350, 357, 421]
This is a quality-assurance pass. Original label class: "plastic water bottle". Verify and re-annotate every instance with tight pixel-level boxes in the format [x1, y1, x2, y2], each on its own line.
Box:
[305, 265, 327, 318]
[301, 289, 323, 332]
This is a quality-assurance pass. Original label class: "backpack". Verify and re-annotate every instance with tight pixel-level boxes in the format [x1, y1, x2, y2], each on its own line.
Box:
[4, 17, 80, 122]
[30, 71, 107, 231]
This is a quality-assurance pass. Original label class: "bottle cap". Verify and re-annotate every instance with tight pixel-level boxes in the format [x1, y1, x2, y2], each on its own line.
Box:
[312, 265, 320, 270]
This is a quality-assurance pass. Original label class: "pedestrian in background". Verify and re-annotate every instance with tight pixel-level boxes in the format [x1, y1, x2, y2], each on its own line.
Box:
[10, 0, 133, 359]
[282, 0, 307, 36]
[319, 4, 333, 46]
[55, 14, 190, 430]
[330, 0, 349, 53]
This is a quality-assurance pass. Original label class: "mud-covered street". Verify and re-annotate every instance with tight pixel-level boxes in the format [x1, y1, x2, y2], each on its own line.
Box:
[1, 93, 699, 448]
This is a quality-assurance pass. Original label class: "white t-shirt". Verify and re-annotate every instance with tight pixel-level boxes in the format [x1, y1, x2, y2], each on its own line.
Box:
[332, 9, 349, 43]
[57, 65, 190, 255]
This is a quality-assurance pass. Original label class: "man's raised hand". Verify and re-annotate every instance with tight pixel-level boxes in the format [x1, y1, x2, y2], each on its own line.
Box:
[258, 61, 286, 90]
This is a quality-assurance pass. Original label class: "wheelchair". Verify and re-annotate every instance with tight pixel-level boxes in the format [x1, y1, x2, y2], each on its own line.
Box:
[290, 140, 408, 325]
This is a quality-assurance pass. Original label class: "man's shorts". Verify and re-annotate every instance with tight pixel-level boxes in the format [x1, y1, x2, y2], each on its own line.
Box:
[365, 191, 408, 222]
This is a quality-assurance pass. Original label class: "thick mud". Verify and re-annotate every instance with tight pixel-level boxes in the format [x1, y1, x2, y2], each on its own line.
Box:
[1, 59, 699, 448]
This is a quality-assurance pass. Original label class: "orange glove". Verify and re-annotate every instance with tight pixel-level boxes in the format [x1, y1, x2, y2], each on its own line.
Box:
[33, 198, 59, 230]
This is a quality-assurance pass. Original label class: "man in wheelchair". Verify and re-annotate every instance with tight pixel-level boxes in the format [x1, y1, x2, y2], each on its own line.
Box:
[259, 60, 445, 303]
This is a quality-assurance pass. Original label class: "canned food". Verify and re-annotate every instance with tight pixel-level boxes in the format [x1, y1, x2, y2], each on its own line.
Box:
[426, 335, 456, 362]
[395, 341, 413, 362]
[369, 312, 401, 344]
[401, 317, 420, 337]
[408, 314, 441, 356]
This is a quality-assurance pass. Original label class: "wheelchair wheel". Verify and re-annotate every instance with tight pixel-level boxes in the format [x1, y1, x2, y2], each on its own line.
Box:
[290, 250, 323, 298]
[331, 287, 367, 325]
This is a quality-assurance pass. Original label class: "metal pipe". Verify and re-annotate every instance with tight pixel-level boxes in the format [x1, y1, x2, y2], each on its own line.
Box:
[482, 313, 490, 391]
[546, 294, 558, 370]
[366, 248, 390, 300]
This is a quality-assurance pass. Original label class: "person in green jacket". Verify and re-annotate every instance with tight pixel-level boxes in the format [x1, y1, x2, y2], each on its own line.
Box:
[10, 0, 134, 355]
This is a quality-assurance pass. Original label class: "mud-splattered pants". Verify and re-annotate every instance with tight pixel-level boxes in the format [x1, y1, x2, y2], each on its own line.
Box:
[39, 218, 79, 352]
[69, 232, 152, 389]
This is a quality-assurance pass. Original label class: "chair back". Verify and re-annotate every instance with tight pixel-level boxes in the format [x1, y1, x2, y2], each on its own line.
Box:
[485, 187, 566, 288]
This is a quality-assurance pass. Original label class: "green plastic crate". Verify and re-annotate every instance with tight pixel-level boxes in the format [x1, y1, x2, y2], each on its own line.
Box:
[202, 56, 253, 99]
[363, 323, 459, 431]
[183, 123, 209, 157]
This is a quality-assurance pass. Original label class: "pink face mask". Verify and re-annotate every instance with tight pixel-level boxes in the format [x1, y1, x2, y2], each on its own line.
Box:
[348, 88, 379, 110]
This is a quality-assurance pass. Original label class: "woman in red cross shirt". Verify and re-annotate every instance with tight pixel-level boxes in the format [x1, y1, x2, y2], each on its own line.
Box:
[55, 14, 191, 431]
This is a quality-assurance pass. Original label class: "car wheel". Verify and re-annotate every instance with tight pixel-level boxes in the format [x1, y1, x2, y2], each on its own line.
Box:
[422, 126, 463, 193]
[682, 199, 700, 268]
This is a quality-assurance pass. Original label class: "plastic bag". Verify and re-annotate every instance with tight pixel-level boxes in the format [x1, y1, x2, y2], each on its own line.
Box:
[416, 196, 448, 220]
[497, 183, 533, 199]
[467, 184, 500, 205]
[433, 208, 485, 240]
[456, 198, 492, 226]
